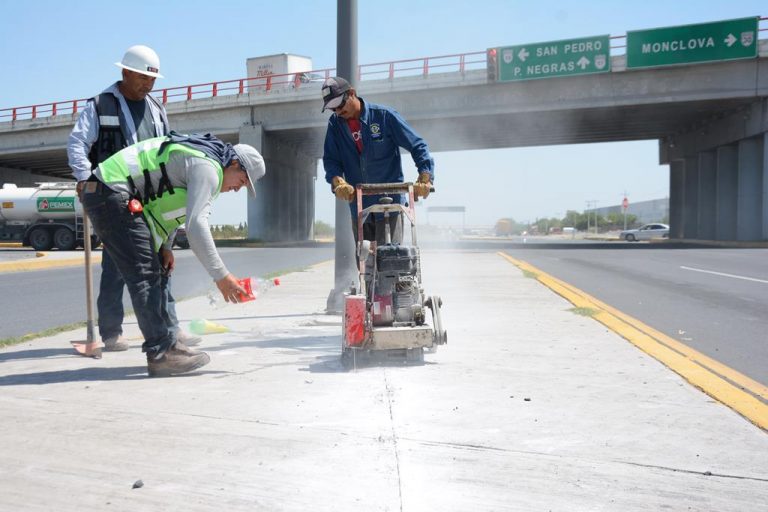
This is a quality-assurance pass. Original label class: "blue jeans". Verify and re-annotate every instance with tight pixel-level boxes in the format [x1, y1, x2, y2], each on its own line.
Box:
[98, 249, 180, 341]
[82, 181, 176, 355]
[354, 212, 403, 245]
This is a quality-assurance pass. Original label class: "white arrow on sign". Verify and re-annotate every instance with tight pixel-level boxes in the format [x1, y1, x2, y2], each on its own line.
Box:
[518, 48, 529, 62]
[576, 56, 590, 70]
[724, 33, 736, 47]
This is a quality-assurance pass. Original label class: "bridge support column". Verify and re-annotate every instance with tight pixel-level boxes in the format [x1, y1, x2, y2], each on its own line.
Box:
[660, 96, 768, 242]
[763, 133, 768, 240]
[668, 134, 766, 242]
[736, 137, 763, 241]
[242, 125, 316, 242]
[683, 156, 699, 239]
[715, 145, 738, 241]
[696, 151, 716, 240]
[668, 160, 685, 239]
[240, 124, 268, 240]
[273, 156, 316, 242]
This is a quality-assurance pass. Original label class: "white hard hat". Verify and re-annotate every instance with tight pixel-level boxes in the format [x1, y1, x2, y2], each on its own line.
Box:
[115, 45, 164, 78]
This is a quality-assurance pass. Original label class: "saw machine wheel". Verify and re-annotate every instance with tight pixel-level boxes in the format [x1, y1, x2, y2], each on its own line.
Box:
[425, 295, 447, 345]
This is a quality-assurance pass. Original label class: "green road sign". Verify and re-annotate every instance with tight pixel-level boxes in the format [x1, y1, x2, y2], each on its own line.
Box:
[498, 35, 611, 81]
[627, 17, 758, 69]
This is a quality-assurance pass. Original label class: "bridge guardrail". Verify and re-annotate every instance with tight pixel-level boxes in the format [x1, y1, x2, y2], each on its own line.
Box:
[2, 17, 765, 123]
[0, 51, 486, 123]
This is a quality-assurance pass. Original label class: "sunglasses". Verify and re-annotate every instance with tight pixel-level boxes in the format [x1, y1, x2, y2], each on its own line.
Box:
[331, 92, 349, 112]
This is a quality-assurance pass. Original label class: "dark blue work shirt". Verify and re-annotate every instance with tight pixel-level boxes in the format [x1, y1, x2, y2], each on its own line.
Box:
[322, 97, 434, 216]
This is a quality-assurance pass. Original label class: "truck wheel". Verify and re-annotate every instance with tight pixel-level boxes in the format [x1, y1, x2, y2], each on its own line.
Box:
[54, 227, 76, 251]
[90, 235, 102, 249]
[29, 227, 53, 251]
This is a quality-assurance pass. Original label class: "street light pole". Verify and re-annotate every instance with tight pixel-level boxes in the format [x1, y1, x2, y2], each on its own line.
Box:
[622, 191, 628, 231]
[326, 0, 359, 313]
[585, 201, 590, 234]
[593, 200, 599, 235]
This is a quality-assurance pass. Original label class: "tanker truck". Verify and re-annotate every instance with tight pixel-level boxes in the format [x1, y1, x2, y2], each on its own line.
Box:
[0, 182, 98, 251]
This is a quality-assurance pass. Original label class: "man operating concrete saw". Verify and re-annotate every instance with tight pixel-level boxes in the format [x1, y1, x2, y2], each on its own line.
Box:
[320, 76, 434, 244]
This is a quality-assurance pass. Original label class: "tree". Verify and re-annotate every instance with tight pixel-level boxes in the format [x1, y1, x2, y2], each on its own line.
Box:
[563, 210, 588, 231]
[605, 212, 638, 230]
[494, 218, 527, 236]
[533, 217, 562, 234]
[314, 220, 334, 238]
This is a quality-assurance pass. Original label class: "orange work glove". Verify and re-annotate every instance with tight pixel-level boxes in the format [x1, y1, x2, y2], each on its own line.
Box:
[332, 176, 355, 201]
[413, 171, 432, 199]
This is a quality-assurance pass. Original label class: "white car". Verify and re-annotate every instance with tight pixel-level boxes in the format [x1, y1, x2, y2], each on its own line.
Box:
[620, 223, 669, 242]
[172, 226, 189, 249]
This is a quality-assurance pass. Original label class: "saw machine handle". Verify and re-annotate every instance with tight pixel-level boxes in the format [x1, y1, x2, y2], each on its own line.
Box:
[357, 182, 435, 195]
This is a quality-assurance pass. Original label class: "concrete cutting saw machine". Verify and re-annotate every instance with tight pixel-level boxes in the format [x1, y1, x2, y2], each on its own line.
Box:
[342, 182, 447, 369]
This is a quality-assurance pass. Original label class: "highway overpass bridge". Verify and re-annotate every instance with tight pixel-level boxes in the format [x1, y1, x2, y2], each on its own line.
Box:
[1, 24, 767, 242]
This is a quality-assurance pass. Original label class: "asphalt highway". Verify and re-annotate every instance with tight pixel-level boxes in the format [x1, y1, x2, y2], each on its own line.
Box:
[0, 246, 333, 341]
[499, 244, 768, 386]
[1, 241, 765, 392]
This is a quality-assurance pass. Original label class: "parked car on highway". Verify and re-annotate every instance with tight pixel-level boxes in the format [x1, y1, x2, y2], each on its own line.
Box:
[173, 226, 189, 249]
[620, 223, 669, 242]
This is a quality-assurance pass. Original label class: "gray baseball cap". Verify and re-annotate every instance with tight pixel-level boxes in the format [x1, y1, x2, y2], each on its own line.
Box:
[321, 76, 351, 112]
[232, 144, 265, 197]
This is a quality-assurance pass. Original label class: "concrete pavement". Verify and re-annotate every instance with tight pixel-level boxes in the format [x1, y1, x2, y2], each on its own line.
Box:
[0, 250, 766, 511]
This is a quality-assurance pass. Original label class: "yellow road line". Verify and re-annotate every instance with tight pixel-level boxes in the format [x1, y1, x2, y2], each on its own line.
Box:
[499, 252, 768, 430]
[0, 253, 102, 273]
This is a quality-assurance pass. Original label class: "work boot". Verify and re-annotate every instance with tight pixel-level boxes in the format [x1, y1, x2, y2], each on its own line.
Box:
[102, 335, 130, 352]
[176, 330, 202, 347]
[147, 342, 210, 377]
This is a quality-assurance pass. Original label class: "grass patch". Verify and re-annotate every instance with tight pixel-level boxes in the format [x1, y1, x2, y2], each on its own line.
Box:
[264, 266, 310, 279]
[569, 307, 598, 317]
[522, 269, 538, 279]
[0, 322, 86, 348]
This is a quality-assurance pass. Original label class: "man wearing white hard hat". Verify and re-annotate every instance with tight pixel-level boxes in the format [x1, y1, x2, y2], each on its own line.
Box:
[80, 132, 266, 376]
[68, 45, 201, 354]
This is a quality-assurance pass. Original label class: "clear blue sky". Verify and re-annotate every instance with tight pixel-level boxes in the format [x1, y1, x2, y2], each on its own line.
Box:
[1, 1, 765, 227]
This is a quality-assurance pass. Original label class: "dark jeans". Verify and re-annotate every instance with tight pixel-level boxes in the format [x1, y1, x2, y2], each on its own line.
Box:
[97, 249, 180, 341]
[82, 181, 175, 355]
[97, 250, 124, 341]
[354, 213, 403, 245]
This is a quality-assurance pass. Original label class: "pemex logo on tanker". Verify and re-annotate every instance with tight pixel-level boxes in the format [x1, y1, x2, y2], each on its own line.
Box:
[37, 197, 75, 212]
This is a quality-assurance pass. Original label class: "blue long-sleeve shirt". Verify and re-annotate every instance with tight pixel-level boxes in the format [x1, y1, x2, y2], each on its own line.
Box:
[322, 98, 434, 215]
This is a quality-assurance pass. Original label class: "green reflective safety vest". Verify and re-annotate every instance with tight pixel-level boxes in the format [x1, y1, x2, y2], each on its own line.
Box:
[98, 136, 223, 248]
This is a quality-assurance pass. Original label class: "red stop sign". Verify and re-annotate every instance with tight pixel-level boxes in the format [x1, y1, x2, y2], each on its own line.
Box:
[622, 197, 629, 209]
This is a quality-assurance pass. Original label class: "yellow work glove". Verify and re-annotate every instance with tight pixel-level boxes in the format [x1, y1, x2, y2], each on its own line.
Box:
[413, 172, 432, 199]
[332, 176, 355, 201]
